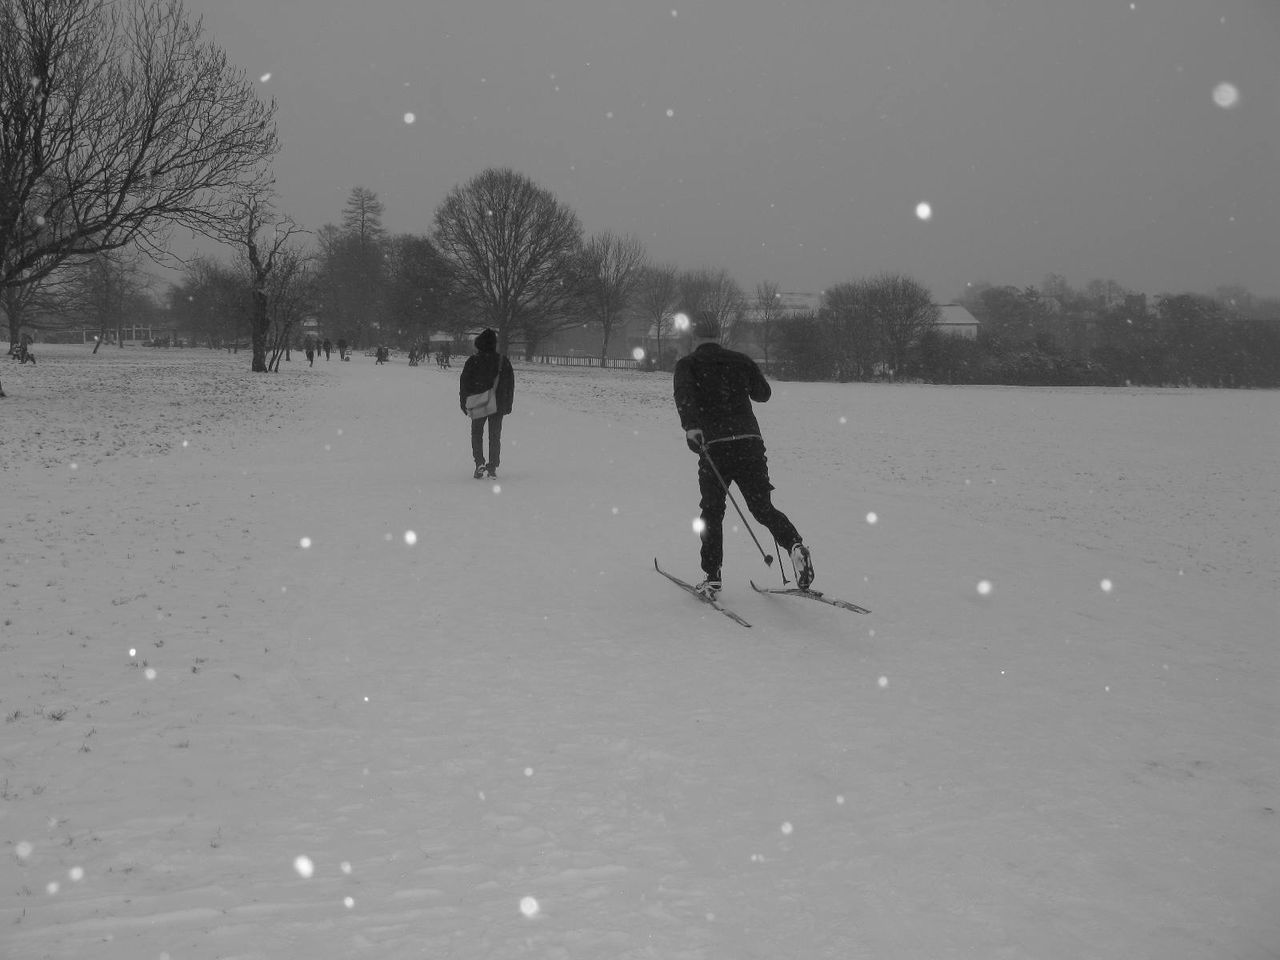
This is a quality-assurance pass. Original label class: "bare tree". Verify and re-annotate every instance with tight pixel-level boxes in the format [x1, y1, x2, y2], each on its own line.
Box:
[432, 168, 583, 355]
[2, 268, 68, 353]
[220, 192, 307, 372]
[821, 281, 878, 381]
[71, 248, 155, 352]
[677, 268, 747, 346]
[634, 264, 679, 370]
[579, 231, 647, 366]
[263, 246, 315, 370]
[862, 272, 938, 378]
[752, 281, 783, 372]
[176, 256, 249, 349]
[0, 0, 278, 300]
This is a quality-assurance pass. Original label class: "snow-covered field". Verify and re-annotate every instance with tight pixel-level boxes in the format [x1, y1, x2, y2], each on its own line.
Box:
[2, 344, 1276, 960]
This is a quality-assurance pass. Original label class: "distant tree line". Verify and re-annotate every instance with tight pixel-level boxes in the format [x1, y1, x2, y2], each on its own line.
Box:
[139, 171, 1280, 389]
[769, 279, 1280, 388]
[163, 171, 760, 369]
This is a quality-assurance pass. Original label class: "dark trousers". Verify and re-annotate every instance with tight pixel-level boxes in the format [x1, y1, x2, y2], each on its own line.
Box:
[470, 413, 504, 468]
[697, 437, 800, 577]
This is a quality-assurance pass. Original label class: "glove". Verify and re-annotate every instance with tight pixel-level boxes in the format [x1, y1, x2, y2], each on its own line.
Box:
[685, 428, 705, 454]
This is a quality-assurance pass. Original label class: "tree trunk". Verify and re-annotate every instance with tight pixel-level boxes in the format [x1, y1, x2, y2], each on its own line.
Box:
[6, 308, 20, 356]
[250, 288, 269, 372]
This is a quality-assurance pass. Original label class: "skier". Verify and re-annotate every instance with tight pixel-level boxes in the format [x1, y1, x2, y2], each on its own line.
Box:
[673, 311, 813, 596]
[459, 328, 515, 478]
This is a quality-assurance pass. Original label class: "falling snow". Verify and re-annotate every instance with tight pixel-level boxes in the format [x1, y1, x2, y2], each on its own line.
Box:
[1212, 82, 1239, 109]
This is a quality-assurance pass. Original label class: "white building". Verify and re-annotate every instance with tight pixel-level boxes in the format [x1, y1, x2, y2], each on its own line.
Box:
[932, 303, 979, 338]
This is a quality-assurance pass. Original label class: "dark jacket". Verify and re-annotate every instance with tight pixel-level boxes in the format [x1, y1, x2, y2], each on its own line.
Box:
[459, 350, 515, 415]
[673, 342, 770, 442]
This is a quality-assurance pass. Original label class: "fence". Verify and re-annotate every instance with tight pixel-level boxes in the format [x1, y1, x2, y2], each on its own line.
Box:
[81, 326, 159, 345]
[523, 354, 642, 370]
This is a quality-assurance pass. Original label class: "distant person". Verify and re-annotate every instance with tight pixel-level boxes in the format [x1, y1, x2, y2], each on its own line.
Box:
[459, 328, 515, 479]
[375, 345, 389, 364]
[323, 338, 332, 361]
[673, 310, 812, 596]
[305, 340, 315, 367]
[337, 338, 348, 361]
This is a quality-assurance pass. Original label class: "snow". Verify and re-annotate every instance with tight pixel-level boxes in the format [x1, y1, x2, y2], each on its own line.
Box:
[2, 345, 1277, 959]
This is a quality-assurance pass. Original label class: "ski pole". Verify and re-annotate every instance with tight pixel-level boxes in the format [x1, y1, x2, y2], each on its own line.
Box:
[699, 440, 774, 567]
[772, 535, 791, 585]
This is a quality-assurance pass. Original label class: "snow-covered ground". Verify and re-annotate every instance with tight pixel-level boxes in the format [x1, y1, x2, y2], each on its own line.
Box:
[2, 344, 1276, 959]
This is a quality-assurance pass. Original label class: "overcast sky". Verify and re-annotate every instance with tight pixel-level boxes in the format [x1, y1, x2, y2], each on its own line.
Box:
[182, 0, 1279, 301]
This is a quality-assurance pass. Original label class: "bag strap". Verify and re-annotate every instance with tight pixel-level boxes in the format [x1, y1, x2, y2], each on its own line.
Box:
[491, 354, 503, 389]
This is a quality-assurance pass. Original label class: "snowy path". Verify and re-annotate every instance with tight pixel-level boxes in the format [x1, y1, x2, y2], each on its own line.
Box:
[2, 348, 1276, 959]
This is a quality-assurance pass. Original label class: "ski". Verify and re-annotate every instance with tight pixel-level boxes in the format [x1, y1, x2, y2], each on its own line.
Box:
[750, 581, 870, 615]
[654, 559, 752, 628]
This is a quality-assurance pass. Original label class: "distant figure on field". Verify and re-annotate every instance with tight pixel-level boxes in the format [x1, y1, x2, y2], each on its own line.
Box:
[305, 341, 315, 367]
[459, 328, 515, 479]
[337, 338, 348, 361]
[673, 310, 812, 596]
[375, 345, 389, 364]
[323, 338, 332, 361]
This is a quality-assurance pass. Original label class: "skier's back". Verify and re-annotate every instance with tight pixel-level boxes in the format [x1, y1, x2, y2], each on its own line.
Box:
[672, 311, 814, 593]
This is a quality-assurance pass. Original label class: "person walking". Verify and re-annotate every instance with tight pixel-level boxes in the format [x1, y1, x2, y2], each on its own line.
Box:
[304, 339, 315, 367]
[459, 328, 515, 479]
[323, 338, 332, 361]
[673, 311, 813, 596]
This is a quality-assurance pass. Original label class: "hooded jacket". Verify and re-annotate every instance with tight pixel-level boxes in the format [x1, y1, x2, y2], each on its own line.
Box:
[459, 329, 515, 415]
[673, 342, 770, 442]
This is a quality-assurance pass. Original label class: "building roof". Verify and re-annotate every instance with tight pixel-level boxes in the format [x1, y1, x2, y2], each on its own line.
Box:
[934, 303, 979, 327]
